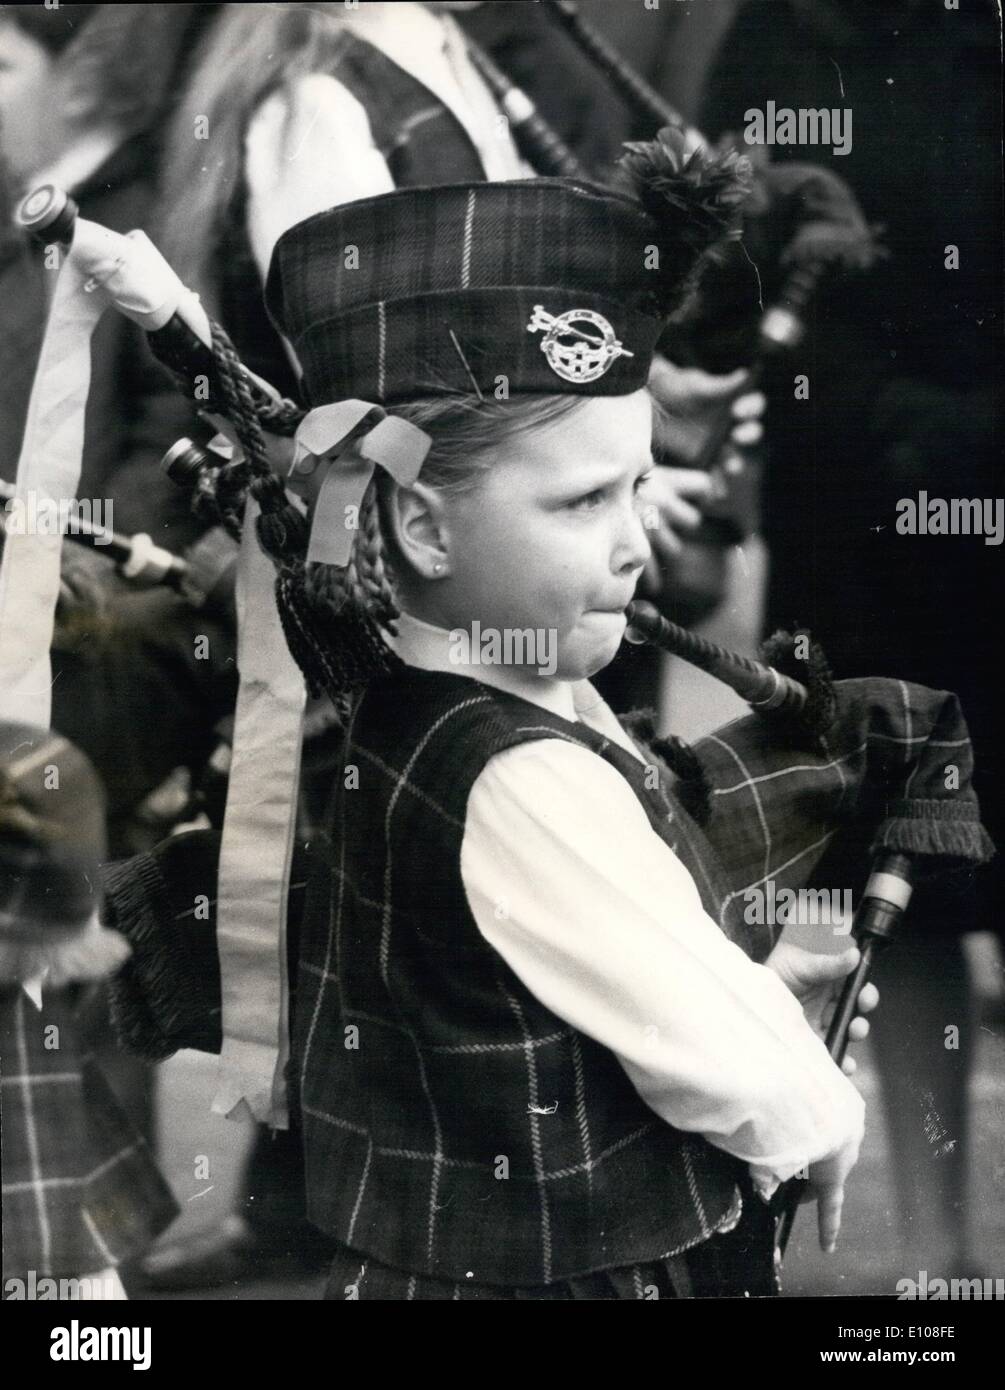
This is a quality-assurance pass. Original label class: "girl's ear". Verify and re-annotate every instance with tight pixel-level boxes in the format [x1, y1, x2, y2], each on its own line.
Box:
[385, 480, 451, 580]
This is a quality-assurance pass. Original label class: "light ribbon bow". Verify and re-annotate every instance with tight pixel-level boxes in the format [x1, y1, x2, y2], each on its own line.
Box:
[289, 400, 432, 566]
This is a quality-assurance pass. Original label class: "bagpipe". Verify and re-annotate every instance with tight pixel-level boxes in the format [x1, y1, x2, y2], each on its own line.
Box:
[1, 169, 991, 1265]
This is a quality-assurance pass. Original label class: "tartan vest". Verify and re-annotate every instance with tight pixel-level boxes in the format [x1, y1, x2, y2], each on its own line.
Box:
[293, 668, 766, 1286]
[220, 29, 489, 397]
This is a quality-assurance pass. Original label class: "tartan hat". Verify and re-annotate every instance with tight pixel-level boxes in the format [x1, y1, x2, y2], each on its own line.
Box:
[265, 130, 752, 406]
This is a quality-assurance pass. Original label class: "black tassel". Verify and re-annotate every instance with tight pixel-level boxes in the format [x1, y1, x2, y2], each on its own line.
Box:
[622, 709, 712, 825]
[761, 628, 836, 737]
[617, 126, 754, 312]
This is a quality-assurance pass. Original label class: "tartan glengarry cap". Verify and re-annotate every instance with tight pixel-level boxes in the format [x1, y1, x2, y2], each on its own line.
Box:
[264, 135, 751, 406]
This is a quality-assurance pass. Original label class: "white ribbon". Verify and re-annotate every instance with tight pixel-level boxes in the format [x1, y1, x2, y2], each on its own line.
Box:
[0, 254, 106, 724]
[212, 502, 307, 1127]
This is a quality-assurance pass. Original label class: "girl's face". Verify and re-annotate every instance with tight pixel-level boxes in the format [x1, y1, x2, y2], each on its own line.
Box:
[422, 390, 654, 682]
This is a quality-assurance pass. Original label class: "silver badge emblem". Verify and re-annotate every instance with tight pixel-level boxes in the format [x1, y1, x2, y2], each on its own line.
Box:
[526, 305, 634, 384]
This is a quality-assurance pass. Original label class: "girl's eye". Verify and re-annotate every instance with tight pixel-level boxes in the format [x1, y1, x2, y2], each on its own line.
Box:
[634, 470, 654, 494]
[568, 488, 606, 511]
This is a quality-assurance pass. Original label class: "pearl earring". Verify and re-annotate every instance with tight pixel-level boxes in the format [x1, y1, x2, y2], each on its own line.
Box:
[433, 562, 444, 575]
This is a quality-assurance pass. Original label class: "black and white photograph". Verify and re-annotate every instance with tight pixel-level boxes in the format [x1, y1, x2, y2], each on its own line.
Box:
[0, 0, 1001, 1355]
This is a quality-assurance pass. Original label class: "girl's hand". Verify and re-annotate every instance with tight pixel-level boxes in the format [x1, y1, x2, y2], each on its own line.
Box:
[765, 941, 880, 1075]
[805, 1136, 863, 1254]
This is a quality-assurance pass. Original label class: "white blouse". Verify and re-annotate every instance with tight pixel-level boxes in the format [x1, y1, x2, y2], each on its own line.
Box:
[385, 611, 865, 1194]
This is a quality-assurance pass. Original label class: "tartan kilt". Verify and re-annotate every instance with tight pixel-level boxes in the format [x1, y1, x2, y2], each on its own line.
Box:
[1, 988, 178, 1282]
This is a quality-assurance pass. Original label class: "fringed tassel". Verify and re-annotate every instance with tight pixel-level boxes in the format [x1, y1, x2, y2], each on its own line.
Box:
[617, 127, 753, 313]
[622, 708, 713, 825]
[761, 628, 836, 737]
[102, 846, 222, 1060]
[873, 799, 997, 866]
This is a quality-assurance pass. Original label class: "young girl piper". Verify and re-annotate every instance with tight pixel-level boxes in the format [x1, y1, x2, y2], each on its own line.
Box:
[246, 132, 878, 1299]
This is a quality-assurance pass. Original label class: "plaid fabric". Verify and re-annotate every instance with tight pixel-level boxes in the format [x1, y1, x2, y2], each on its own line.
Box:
[101, 668, 989, 1288]
[293, 668, 756, 1287]
[265, 179, 667, 405]
[686, 676, 993, 939]
[321, 1172, 778, 1300]
[1, 987, 178, 1281]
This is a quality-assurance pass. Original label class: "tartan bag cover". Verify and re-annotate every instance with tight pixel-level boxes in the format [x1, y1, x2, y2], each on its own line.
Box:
[1, 988, 178, 1282]
[684, 674, 993, 934]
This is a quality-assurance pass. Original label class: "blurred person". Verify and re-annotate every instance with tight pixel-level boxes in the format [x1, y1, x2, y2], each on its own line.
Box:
[0, 3, 219, 549]
[0, 3, 240, 852]
[0, 3, 236, 1205]
[0, 722, 178, 1300]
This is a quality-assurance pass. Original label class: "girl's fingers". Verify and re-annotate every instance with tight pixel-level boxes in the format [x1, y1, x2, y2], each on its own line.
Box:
[818, 1184, 845, 1253]
[856, 982, 880, 1013]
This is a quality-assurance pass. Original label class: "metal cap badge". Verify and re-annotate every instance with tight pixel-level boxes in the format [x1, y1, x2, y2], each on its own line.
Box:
[527, 304, 634, 384]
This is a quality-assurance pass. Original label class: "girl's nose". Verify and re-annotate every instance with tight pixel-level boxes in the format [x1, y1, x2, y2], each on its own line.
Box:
[612, 503, 652, 576]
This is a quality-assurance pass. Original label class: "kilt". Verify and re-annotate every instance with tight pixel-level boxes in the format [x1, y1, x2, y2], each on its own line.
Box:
[322, 1178, 779, 1301]
[1, 987, 178, 1283]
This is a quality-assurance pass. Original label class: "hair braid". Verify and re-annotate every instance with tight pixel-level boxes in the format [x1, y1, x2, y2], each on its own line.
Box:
[353, 482, 400, 630]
